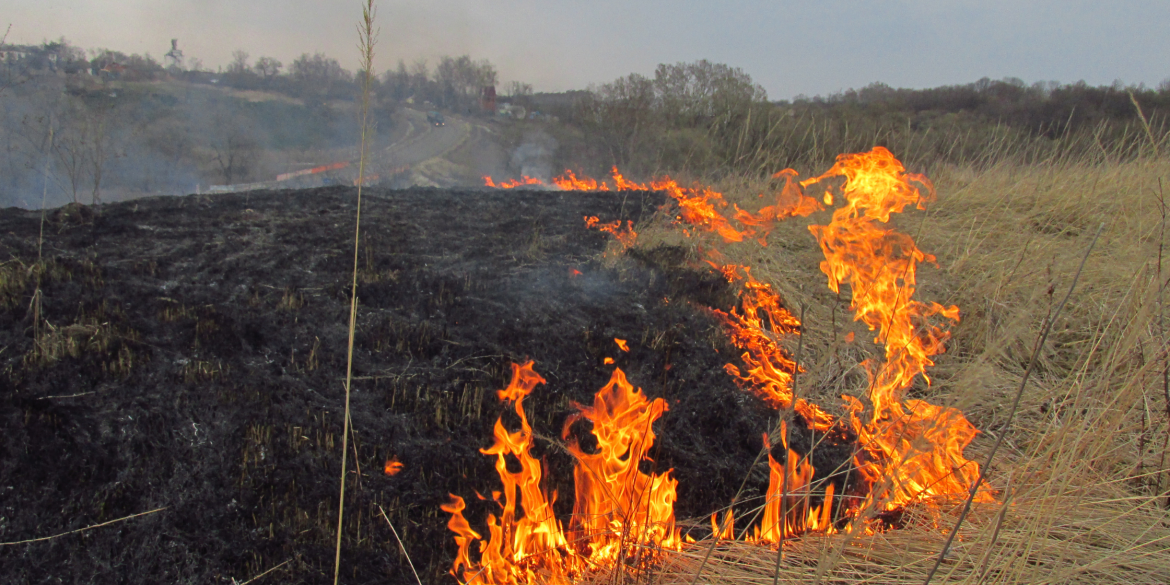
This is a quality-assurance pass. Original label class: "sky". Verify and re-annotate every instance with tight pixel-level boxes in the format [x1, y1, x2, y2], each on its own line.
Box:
[2, 0, 1167, 100]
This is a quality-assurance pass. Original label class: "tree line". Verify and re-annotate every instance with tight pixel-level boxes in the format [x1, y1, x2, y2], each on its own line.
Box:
[524, 67, 1170, 179]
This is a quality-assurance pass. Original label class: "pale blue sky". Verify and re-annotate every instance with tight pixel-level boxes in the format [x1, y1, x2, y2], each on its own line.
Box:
[2, 0, 1166, 99]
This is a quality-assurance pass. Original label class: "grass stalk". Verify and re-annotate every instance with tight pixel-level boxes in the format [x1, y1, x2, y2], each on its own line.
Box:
[333, 3, 377, 584]
[379, 505, 423, 585]
[922, 221, 1105, 585]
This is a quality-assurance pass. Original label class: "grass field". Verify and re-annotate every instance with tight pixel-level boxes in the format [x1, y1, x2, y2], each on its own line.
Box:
[614, 150, 1170, 584]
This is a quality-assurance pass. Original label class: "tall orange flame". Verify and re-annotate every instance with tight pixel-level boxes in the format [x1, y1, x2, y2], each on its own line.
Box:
[443, 362, 677, 584]
[562, 367, 679, 562]
[442, 361, 575, 585]
[803, 146, 989, 512]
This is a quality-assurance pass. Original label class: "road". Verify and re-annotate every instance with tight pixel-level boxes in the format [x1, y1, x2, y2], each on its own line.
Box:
[373, 108, 473, 171]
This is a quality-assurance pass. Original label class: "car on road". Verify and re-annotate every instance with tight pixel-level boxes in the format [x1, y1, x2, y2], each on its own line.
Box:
[426, 111, 445, 126]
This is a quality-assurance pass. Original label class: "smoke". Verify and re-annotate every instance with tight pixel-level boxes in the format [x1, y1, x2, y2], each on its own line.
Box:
[510, 130, 558, 180]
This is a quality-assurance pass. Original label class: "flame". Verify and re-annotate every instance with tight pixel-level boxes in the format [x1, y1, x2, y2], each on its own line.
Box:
[449, 148, 992, 578]
[442, 360, 576, 585]
[579, 148, 989, 532]
[484, 176, 545, 189]
[384, 456, 404, 476]
[614, 338, 629, 352]
[552, 170, 606, 191]
[584, 216, 638, 252]
[444, 362, 677, 584]
[562, 367, 679, 562]
[803, 146, 990, 513]
[753, 426, 835, 543]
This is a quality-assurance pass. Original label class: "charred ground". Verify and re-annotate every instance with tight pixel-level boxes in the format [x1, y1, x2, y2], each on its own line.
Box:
[0, 187, 810, 584]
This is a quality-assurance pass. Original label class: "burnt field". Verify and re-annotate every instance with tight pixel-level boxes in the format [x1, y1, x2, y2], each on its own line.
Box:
[0, 187, 789, 584]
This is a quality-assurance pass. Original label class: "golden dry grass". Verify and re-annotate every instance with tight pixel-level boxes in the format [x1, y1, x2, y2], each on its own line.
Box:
[625, 155, 1170, 584]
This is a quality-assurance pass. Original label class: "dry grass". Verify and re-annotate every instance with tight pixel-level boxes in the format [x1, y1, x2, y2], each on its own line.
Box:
[624, 154, 1170, 584]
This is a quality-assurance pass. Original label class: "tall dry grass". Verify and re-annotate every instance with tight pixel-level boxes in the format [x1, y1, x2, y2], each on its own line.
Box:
[627, 144, 1170, 583]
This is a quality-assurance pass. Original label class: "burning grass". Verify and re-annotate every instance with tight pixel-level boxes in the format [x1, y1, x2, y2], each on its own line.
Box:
[653, 157, 1170, 584]
[471, 153, 1170, 584]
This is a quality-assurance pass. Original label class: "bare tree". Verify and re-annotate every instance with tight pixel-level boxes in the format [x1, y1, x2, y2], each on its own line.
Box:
[290, 52, 351, 100]
[209, 112, 260, 184]
[227, 50, 250, 75]
[507, 81, 533, 98]
[254, 56, 282, 80]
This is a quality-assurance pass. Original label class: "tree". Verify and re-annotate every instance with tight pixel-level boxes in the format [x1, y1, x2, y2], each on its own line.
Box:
[507, 81, 533, 98]
[290, 52, 351, 100]
[434, 55, 497, 110]
[205, 104, 262, 185]
[652, 60, 767, 126]
[254, 56, 282, 80]
[227, 50, 250, 75]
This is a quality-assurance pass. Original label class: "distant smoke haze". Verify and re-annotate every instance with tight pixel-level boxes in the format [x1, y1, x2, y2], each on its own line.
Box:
[1, 0, 1167, 99]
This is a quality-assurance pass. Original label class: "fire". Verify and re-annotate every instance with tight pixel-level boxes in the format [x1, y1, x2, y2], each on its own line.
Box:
[442, 361, 574, 585]
[562, 367, 679, 562]
[584, 216, 637, 251]
[384, 456, 404, 476]
[483, 176, 544, 189]
[580, 148, 986, 528]
[443, 361, 677, 584]
[449, 147, 991, 577]
[803, 146, 990, 513]
[613, 338, 629, 352]
[754, 425, 836, 543]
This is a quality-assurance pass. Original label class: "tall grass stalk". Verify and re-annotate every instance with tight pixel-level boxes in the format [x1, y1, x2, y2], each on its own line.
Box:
[333, 2, 377, 584]
[923, 222, 1104, 585]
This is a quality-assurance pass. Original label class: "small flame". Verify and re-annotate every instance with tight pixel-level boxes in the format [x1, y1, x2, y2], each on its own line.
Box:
[614, 338, 629, 352]
[484, 176, 545, 189]
[384, 456, 404, 476]
[584, 216, 637, 251]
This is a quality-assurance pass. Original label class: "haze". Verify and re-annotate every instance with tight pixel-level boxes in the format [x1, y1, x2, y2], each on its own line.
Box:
[3, 0, 1167, 99]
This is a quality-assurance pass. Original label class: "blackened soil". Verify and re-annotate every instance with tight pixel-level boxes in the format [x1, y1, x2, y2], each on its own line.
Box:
[0, 188, 782, 585]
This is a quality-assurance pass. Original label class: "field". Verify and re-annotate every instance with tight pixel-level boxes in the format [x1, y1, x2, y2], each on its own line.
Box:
[0, 148, 1167, 585]
[2, 65, 1170, 585]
